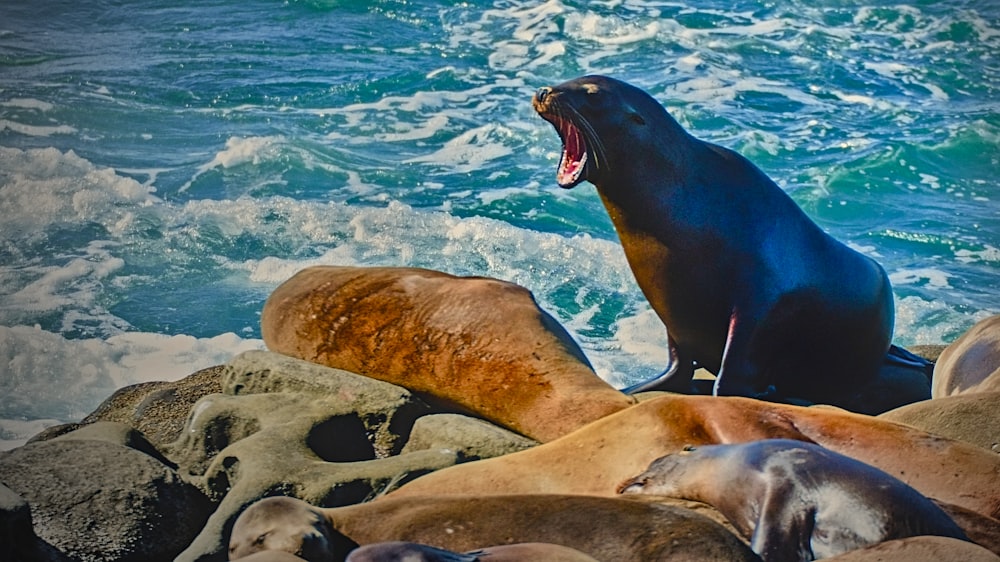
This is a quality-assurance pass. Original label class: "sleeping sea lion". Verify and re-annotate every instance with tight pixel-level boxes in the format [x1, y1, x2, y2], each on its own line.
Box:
[261, 265, 635, 442]
[618, 439, 968, 561]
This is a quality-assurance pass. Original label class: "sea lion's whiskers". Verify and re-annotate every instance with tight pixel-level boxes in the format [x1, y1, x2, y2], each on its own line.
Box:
[563, 104, 608, 174]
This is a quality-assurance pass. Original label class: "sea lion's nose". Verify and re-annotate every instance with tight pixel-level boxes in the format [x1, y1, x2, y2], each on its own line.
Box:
[535, 87, 551, 104]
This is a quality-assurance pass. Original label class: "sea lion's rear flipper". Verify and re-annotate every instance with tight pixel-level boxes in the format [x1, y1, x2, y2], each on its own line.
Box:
[836, 345, 933, 415]
[885, 344, 933, 375]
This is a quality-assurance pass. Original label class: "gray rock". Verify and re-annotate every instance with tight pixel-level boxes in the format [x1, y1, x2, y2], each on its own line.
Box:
[0, 439, 213, 562]
[221, 351, 432, 457]
[165, 352, 471, 561]
[51, 420, 175, 468]
[0, 483, 67, 561]
[1, 483, 33, 554]
[909, 344, 947, 363]
[174, 411, 460, 562]
[401, 413, 537, 460]
[29, 365, 226, 450]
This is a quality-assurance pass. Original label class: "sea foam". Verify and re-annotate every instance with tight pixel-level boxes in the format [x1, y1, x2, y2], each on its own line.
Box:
[0, 325, 263, 450]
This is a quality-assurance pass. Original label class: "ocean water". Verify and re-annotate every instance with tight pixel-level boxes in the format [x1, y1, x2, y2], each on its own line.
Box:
[1, 0, 997, 450]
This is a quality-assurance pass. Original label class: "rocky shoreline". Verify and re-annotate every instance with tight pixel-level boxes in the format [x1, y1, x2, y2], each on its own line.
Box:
[3, 350, 544, 561]
[2, 278, 999, 561]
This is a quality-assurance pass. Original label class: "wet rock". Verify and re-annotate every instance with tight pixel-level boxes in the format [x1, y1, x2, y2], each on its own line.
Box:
[0, 439, 212, 562]
[400, 413, 537, 461]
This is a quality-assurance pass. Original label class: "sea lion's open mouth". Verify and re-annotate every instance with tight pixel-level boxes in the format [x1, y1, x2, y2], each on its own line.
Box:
[548, 113, 589, 188]
[534, 87, 594, 189]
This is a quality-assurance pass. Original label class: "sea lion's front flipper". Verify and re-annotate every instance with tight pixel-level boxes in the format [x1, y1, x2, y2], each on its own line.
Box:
[620, 336, 695, 394]
[749, 483, 815, 562]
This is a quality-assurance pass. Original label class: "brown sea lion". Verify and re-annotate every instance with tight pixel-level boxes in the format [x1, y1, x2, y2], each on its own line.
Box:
[228, 494, 758, 562]
[617, 439, 968, 562]
[345, 541, 600, 562]
[933, 314, 1000, 398]
[930, 500, 1000, 556]
[822, 536, 1000, 562]
[260, 265, 635, 442]
[228, 494, 350, 561]
[233, 552, 309, 562]
[532, 74, 929, 414]
[879, 391, 1000, 454]
[386, 395, 1000, 520]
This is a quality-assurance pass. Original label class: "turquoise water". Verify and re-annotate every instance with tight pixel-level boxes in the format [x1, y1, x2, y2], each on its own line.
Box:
[0, 0, 997, 445]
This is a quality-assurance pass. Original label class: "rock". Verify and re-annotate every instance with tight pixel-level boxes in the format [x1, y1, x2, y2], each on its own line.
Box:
[167, 352, 469, 561]
[220, 350, 431, 457]
[1, 482, 68, 561]
[909, 344, 947, 363]
[880, 393, 1000, 454]
[0, 439, 213, 562]
[0, 483, 30, 541]
[400, 413, 537, 460]
[934, 315, 1000, 398]
[176, 439, 458, 561]
[51, 420, 176, 468]
[29, 365, 226, 450]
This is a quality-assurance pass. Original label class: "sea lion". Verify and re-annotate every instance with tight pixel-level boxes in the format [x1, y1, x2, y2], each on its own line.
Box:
[386, 395, 1000, 521]
[345, 541, 601, 562]
[233, 552, 309, 562]
[617, 439, 969, 562]
[229, 494, 758, 562]
[822, 536, 1000, 562]
[261, 265, 635, 442]
[929, 500, 1000, 556]
[879, 391, 1000, 454]
[532, 75, 926, 414]
[228, 495, 354, 561]
[933, 314, 1000, 398]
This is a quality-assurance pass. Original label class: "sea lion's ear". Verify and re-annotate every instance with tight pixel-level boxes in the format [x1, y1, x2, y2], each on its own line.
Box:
[619, 101, 646, 125]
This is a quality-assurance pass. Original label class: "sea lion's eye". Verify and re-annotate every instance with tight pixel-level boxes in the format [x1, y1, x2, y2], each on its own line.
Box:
[682, 444, 697, 451]
[629, 112, 646, 126]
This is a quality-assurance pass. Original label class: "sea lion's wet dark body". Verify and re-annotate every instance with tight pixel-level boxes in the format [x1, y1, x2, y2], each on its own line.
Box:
[533, 75, 923, 413]
[618, 439, 969, 562]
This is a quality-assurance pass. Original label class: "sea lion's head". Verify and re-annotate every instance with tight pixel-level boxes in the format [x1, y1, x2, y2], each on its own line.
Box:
[616, 444, 699, 496]
[229, 496, 336, 561]
[532, 75, 675, 189]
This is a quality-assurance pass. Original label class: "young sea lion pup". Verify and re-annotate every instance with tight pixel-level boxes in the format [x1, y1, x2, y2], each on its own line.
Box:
[618, 439, 969, 562]
[533, 75, 930, 414]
